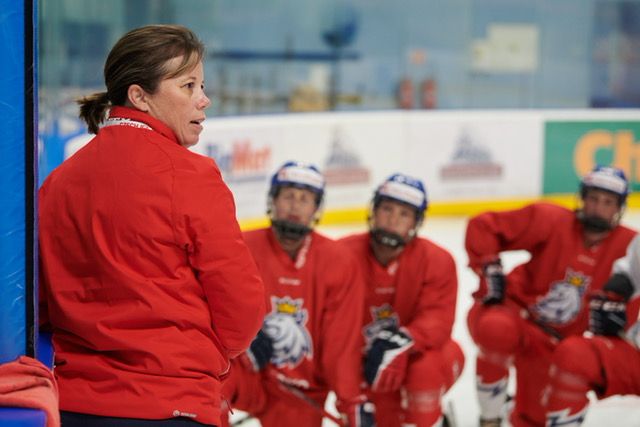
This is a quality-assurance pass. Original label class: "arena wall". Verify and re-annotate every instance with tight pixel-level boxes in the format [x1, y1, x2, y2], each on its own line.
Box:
[59, 109, 640, 229]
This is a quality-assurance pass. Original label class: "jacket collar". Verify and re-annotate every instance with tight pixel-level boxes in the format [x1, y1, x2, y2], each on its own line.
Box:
[108, 106, 180, 146]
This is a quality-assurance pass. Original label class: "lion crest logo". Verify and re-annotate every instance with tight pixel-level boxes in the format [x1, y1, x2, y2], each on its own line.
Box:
[263, 296, 313, 368]
[533, 269, 591, 325]
[362, 303, 399, 349]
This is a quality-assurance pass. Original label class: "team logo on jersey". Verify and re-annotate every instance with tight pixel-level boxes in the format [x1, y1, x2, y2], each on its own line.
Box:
[532, 269, 591, 325]
[263, 296, 313, 369]
[363, 303, 399, 349]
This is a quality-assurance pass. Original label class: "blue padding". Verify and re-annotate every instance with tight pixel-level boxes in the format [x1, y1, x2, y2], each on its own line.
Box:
[0, 407, 46, 426]
[37, 333, 53, 369]
[0, 0, 27, 363]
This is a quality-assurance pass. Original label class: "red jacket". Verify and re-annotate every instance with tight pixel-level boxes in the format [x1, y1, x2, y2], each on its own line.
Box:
[339, 233, 458, 352]
[242, 228, 365, 404]
[465, 202, 636, 337]
[38, 106, 265, 426]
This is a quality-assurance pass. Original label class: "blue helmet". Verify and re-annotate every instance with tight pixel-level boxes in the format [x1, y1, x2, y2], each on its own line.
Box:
[580, 165, 629, 205]
[373, 173, 428, 218]
[269, 161, 325, 205]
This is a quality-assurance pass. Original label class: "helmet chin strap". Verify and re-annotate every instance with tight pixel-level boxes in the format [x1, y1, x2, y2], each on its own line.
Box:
[370, 228, 406, 248]
[576, 209, 618, 233]
[369, 223, 421, 249]
[271, 219, 313, 241]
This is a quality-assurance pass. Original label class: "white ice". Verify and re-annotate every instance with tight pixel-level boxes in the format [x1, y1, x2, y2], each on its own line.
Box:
[231, 211, 640, 427]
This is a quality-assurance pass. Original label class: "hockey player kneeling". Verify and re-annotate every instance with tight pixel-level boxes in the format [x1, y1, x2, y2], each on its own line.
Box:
[222, 161, 374, 427]
[545, 235, 640, 426]
[340, 174, 465, 427]
[465, 165, 637, 427]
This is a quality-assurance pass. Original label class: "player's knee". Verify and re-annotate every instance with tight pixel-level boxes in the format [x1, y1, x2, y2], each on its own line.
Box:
[474, 307, 520, 354]
[549, 337, 601, 391]
[405, 389, 443, 418]
[443, 340, 465, 386]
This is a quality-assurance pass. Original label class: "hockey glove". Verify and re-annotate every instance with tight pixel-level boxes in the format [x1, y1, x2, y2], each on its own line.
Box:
[482, 260, 506, 305]
[589, 291, 627, 336]
[589, 273, 634, 337]
[245, 329, 273, 371]
[337, 397, 376, 427]
[364, 326, 413, 393]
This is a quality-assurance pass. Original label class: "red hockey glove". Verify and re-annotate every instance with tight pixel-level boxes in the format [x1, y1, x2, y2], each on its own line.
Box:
[364, 326, 413, 392]
[336, 396, 376, 427]
[482, 259, 506, 305]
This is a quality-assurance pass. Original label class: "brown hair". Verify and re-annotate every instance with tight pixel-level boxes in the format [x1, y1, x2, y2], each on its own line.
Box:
[77, 24, 205, 134]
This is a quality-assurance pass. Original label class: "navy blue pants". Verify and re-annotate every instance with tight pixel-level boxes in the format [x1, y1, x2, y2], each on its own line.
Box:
[60, 411, 215, 427]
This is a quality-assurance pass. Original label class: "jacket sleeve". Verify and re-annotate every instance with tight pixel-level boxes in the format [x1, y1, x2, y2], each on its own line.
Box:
[465, 203, 559, 273]
[37, 184, 51, 332]
[404, 248, 457, 351]
[175, 160, 265, 359]
[321, 247, 366, 403]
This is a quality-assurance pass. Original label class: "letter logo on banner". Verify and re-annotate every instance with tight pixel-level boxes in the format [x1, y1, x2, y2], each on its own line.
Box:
[574, 130, 640, 180]
[202, 139, 271, 182]
[543, 121, 640, 195]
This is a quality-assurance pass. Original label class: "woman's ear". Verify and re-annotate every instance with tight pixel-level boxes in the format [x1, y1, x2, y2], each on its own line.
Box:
[127, 84, 150, 112]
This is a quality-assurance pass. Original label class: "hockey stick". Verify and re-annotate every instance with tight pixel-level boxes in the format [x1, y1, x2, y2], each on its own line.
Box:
[229, 378, 344, 427]
[229, 370, 345, 426]
[229, 379, 344, 426]
[230, 413, 253, 427]
[270, 376, 345, 426]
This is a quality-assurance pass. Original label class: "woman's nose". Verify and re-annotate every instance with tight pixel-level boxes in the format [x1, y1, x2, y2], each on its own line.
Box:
[198, 92, 211, 110]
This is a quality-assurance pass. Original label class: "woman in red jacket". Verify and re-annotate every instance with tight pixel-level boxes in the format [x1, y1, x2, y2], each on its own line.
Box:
[38, 25, 265, 427]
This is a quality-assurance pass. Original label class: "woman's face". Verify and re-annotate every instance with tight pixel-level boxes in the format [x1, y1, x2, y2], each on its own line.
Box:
[144, 58, 211, 148]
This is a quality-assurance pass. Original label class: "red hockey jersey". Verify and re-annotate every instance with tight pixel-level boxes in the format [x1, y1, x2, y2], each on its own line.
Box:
[465, 202, 636, 337]
[339, 232, 458, 352]
[242, 228, 366, 403]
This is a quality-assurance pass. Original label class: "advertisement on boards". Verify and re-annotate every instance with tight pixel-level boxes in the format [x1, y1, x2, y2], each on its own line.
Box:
[405, 113, 543, 202]
[193, 113, 406, 220]
[543, 121, 640, 195]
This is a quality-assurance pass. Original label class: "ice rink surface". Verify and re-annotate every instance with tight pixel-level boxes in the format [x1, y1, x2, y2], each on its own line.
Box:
[232, 210, 640, 427]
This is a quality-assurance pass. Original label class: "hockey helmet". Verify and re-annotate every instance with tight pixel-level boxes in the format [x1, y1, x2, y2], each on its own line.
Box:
[373, 173, 428, 218]
[580, 165, 629, 205]
[269, 161, 325, 206]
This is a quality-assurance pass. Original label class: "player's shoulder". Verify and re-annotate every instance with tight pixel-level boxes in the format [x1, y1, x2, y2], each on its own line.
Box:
[242, 227, 270, 245]
[337, 231, 368, 245]
[411, 236, 455, 263]
[501, 201, 572, 220]
[613, 222, 638, 241]
[312, 231, 361, 262]
[336, 232, 370, 255]
[312, 230, 344, 250]
[531, 201, 569, 211]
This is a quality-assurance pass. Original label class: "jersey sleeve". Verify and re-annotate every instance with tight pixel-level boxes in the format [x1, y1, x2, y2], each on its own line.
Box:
[465, 203, 560, 273]
[404, 247, 457, 351]
[613, 235, 640, 298]
[320, 245, 366, 403]
[174, 159, 265, 359]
